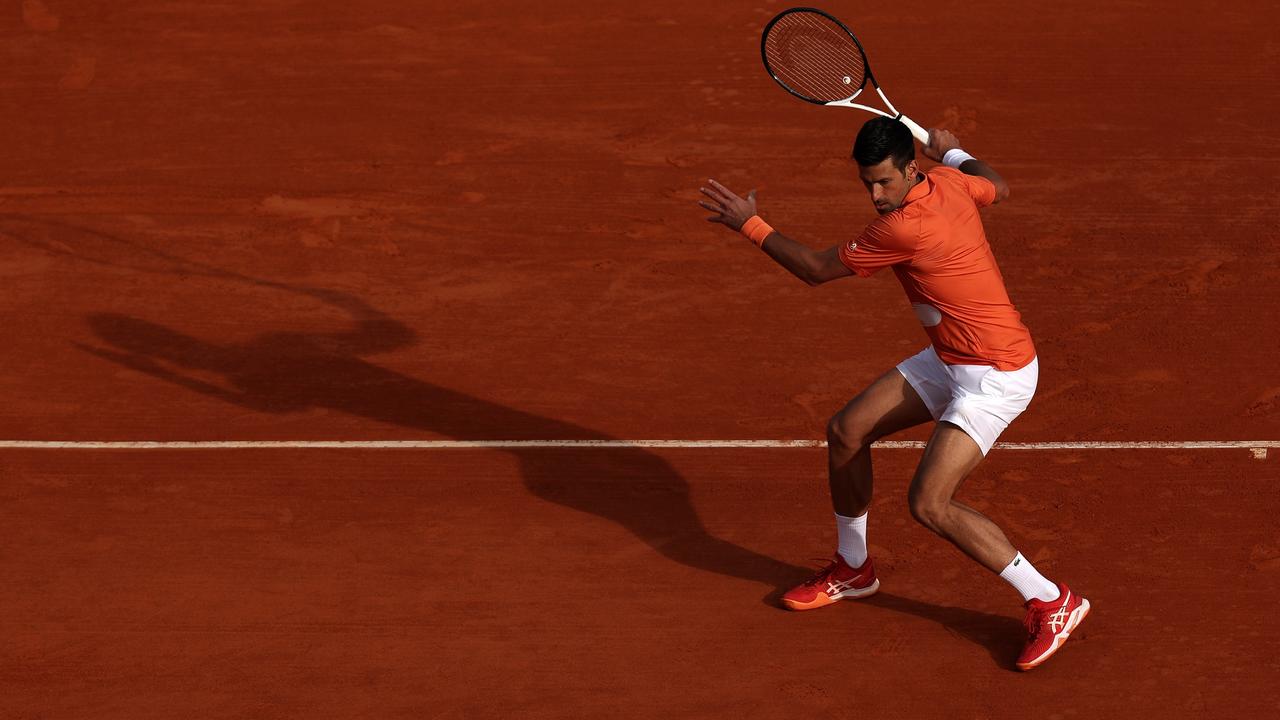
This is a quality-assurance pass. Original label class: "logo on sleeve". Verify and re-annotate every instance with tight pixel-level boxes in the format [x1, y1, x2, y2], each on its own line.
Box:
[846, 240, 858, 253]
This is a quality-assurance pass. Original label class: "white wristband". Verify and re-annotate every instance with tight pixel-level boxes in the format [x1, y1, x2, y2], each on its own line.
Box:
[942, 148, 976, 168]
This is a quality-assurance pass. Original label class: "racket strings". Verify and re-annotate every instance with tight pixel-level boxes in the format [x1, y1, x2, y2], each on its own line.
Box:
[764, 12, 867, 103]
[771, 16, 865, 97]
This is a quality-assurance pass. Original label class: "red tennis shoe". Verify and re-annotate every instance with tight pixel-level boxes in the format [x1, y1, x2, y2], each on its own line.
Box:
[782, 554, 879, 611]
[1016, 583, 1090, 671]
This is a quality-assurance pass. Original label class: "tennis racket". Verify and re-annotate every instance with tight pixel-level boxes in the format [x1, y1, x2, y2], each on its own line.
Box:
[761, 7, 929, 144]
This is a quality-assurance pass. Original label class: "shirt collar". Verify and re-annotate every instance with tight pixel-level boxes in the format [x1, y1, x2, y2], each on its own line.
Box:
[902, 172, 932, 205]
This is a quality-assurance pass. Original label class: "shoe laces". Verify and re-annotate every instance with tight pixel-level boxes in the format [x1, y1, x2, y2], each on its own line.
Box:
[1023, 606, 1047, 637]
[800, 557, 840, 587]
[1024, 601, 1063, 639]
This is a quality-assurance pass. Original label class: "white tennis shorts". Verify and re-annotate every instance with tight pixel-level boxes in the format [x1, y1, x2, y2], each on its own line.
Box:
[896, 346, 1038, 455]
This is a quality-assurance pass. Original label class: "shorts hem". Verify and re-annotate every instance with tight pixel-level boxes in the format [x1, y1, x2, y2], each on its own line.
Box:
[896, 365, 943, 420]
[939, 413, 996, 456]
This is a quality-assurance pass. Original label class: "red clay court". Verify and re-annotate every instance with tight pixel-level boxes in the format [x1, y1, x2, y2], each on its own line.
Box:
[3, 1, 1278, 717]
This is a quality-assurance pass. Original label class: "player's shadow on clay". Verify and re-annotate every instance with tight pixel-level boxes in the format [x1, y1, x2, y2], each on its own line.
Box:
[75, 284, 804, 593]
[71, 267, 1023, 666]
[864, 593, 1025, 671]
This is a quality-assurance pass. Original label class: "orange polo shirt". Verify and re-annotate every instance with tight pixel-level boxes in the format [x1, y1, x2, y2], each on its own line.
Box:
[838, 166, 1035, 371]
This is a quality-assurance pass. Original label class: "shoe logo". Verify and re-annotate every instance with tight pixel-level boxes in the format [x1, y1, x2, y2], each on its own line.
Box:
[826, 576, 865, 595]
[1048, 591, 1072, 633]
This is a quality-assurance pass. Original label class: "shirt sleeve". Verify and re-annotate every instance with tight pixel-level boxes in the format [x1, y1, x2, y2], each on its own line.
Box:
[960, 173, 997, 208]
[931, 166, 997, 208]
[839, 215, 915, 277]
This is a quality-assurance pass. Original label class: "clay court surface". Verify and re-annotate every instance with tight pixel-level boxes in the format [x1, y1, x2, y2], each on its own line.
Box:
[2, 1, 1278, 717]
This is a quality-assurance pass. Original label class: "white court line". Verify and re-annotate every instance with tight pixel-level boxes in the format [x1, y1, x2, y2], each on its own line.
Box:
[0, 439, 1274, 457]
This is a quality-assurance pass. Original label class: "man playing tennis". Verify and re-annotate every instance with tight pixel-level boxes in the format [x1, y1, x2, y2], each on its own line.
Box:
[697, 118, 1088, 671]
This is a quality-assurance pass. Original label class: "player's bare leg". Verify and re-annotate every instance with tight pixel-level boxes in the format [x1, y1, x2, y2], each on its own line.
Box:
[781, 369, 931, 610]
[909, 421, 1090, 669]
[906, 422, 1017, 571]
[826, 368, 933, 518]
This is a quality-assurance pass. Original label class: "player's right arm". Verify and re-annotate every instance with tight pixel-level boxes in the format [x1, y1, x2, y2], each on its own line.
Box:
[923, 129, 1009, 203]
[698, 179, 852, 286]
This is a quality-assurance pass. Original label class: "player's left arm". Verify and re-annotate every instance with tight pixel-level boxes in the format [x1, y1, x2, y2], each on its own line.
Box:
[699, 179, 852, 286]
[760, 234, 852, 286]
[922, 129, 1009, 204]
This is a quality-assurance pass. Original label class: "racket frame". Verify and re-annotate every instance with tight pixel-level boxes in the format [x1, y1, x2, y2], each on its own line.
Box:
[761, 7, 929, 144]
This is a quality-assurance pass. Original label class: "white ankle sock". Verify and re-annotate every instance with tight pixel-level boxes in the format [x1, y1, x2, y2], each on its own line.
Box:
[835, 512, 868, 568]
[999, 552, 1061, 603]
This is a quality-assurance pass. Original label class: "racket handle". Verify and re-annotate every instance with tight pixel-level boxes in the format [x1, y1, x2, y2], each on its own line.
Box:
[898, 115, 929, 145]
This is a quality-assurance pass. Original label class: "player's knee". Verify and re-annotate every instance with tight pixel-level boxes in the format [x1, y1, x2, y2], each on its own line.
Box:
[908, 494, 946, 533]
[827, 411, 875, 451]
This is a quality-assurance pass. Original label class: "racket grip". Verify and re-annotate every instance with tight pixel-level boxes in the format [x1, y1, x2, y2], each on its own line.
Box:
[898, 115, 930, 145]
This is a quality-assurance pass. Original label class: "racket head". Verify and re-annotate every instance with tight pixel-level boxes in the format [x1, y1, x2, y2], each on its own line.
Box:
[761, 7, 874, 105]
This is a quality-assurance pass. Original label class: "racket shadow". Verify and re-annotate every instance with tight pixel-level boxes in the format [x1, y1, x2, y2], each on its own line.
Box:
[74, 283, 807, 592]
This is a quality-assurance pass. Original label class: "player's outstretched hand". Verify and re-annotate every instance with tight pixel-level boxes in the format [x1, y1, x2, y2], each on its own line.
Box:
[698, 179, 757, 231]
[922, 129, 962, 163]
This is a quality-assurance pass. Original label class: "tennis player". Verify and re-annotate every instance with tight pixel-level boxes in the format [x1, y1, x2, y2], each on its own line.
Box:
[697, 118, 1088, 671]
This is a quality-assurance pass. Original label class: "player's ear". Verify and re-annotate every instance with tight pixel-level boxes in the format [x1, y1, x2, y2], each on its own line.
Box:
[905, 158, 918, 178]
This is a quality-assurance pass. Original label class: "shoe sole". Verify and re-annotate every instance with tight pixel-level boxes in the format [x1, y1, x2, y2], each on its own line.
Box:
[1016, 598, 1091, 671]
[783, 578, 880, 611]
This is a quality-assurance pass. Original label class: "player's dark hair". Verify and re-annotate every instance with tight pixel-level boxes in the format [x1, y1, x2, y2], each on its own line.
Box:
[852, 117, 914, 170]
